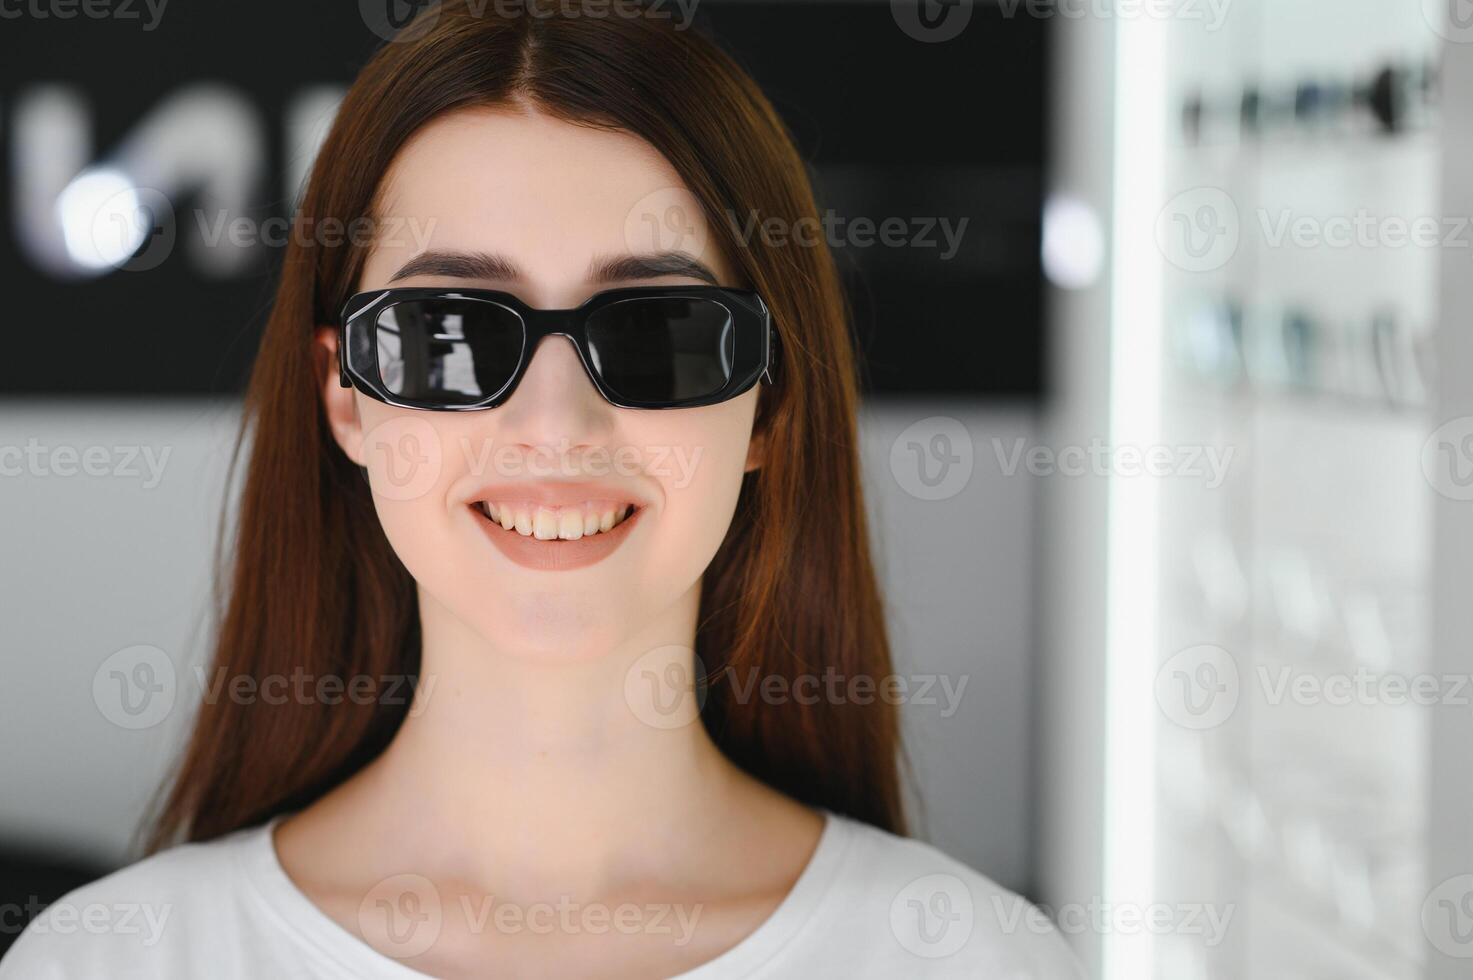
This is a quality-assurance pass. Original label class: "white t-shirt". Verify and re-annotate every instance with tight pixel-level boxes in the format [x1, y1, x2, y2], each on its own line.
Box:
[1, 812, 1084, 978]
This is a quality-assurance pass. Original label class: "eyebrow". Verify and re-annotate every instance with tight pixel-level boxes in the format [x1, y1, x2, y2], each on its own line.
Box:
[589, 252, 720, 286]
[386, 249, 720, 286]
[387, 250, 517, 283]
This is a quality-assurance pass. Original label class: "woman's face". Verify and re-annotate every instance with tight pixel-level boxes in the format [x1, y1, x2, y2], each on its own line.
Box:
[320, 107, 762, 660]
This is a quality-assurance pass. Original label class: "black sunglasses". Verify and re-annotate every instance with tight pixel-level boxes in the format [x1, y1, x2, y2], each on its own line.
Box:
[338, 285, 777, 411]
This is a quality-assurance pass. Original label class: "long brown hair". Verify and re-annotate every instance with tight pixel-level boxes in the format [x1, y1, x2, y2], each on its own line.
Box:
[147, 0, 904, 851]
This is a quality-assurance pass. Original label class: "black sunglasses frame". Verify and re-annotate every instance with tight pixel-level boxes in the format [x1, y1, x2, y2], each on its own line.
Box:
[338, 285, 777, 411]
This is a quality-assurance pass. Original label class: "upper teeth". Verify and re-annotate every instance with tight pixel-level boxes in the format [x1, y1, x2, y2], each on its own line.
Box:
[477, 501, 633, 540]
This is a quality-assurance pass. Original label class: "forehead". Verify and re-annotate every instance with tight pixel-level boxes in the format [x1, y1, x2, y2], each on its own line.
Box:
[364, 106, 727, 285]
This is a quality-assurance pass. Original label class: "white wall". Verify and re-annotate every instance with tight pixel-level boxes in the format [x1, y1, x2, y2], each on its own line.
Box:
[0, 401, 239, 866]
[860, 401, 1041, 892]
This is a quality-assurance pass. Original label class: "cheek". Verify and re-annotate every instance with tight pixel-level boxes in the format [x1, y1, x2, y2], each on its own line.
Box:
[352, 398, 461, 572]
[636, 397, 756, 578]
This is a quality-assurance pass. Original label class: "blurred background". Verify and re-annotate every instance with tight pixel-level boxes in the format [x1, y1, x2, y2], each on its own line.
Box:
[1, 1, 1471, 977]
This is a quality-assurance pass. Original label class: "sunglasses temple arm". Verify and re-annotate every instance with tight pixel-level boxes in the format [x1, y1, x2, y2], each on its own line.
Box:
[760, 324, 779, 386]
[337, 323, 353, 388]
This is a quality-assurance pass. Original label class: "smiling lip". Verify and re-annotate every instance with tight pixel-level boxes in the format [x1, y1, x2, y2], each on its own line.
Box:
[461, 479, 650, 571]
[473, 503, 642, 571]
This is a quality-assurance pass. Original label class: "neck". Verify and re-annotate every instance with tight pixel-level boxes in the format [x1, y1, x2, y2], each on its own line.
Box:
[348, 581, 738, 897]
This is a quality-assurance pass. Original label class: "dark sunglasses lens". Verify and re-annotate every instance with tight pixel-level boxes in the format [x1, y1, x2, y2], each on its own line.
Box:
[374, 300, 523, 405]
[585, 298, 735, 403]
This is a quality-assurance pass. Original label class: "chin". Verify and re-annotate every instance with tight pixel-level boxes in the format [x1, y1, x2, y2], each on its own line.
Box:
[429, 569, 636, 663]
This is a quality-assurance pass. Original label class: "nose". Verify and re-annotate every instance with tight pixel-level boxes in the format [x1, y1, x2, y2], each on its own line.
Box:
[492, 334, 614, 453]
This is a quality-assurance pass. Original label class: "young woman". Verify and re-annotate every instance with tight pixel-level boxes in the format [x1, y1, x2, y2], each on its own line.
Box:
[3, 3, 1080, 977]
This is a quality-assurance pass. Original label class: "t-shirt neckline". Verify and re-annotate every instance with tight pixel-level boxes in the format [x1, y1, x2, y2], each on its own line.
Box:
[234, 808, 853, 979]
